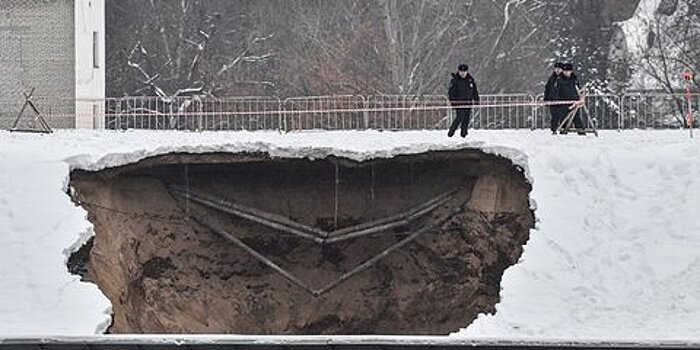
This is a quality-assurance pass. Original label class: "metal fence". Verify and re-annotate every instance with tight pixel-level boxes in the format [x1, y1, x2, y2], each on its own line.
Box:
[1, 93, 698, 132]
[284, 95, 365, 131]
[621, 93, 699, 129]
[532, 94, 624, 130]
[473, 94, 534, 130]
[365, 95, 449, 130]
[104, 96, 282, 131]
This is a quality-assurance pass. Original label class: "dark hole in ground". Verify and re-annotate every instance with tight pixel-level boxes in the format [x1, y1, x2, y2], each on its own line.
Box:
[68, 149, 534, 335]
[67, 236, 93, 279]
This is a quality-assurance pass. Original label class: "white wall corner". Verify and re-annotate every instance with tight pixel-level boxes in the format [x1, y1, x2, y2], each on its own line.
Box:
[75, 0, 106, 129]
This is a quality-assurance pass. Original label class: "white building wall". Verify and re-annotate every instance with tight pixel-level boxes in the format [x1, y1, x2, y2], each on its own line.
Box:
[74, 0, 105, 129]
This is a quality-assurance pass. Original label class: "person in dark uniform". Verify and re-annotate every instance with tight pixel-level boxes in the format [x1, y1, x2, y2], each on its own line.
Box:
[553, 62, 584, 133]
[447, 64, 480, 137]
[544, 62, 564, 133]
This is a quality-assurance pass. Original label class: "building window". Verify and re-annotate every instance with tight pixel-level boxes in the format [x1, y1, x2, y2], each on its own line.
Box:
[93, 31, 99, 68]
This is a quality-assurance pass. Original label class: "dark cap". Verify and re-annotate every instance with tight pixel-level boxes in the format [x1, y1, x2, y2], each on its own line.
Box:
[554, 62, 564, 69]
[562, 63, 574, 71]
[458, 64, 469, 71]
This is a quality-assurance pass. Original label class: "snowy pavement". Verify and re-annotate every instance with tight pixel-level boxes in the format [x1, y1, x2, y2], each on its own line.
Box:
[0, 129, 698, 339]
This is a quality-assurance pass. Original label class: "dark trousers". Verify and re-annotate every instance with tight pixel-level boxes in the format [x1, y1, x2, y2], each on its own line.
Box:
[549, 106, 560, 132]
[448, 108, 471, 136]
[552, 105, 582, 131]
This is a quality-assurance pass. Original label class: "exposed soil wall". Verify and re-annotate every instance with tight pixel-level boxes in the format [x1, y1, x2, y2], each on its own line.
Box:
[68, 149, 534, 334]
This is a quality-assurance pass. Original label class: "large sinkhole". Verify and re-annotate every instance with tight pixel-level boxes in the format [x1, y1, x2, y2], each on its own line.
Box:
[68, 149, 534, 334]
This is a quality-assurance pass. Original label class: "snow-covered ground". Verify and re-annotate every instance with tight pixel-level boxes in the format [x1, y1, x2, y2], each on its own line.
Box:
[0, 129, 698, 340]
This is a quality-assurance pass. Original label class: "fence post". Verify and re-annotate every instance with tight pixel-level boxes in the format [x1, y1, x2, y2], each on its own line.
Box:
[362, 95, 369, 130]
[618, 94, 623, 132]
[283, 98, 290, 133]
[116, 99, 123, 130]
[530, 94, 536, 131]
[276, 97, 283, 133]
[197, 99, 203, 131]
[683, 71, 694, 138]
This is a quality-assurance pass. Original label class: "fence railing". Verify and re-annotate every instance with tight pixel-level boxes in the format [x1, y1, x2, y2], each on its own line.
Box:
[104, 96, 283, 131]
[365, 95, 449, 130]
[284, 95, 365, 131]
[1, 93, 698, 132]
[473, 94, 535, 130]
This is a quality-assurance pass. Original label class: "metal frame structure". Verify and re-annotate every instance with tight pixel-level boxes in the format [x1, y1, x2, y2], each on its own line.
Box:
[169, 185, 464, 296]
[9, 88, 53, 134]
[556, 90, 599, 137]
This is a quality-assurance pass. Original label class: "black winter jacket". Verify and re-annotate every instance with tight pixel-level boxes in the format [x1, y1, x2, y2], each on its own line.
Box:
[448, 73, 480, 105]
[544, 72, 561, 101]
[554, 73, 580, 101]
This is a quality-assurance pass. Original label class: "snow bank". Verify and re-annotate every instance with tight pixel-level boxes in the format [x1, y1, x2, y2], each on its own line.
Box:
[458, 131, 700, 339]
[0, 129, 698, 340]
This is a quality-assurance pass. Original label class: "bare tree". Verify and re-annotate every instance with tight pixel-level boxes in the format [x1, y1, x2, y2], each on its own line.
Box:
[107, 0, 636, 97]
[106, 0, 273, 98]
[276, 0, 560, 95]
[614, 0, 700, 93]
[479, 0, 573, 92]
[632, 0, 700, 127]
[269, 0, 383, 95]
[376, 0, 478, 94]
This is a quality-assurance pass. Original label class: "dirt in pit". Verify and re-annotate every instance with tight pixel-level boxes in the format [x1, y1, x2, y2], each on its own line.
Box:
[68, 150, 534, 334]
